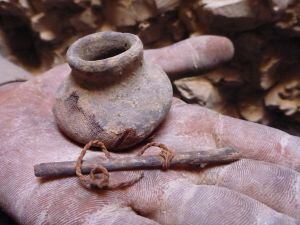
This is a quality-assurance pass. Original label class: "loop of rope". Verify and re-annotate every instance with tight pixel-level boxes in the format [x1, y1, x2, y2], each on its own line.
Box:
[76, 140, 143, 189]
[138, 142, 174, 170]
[89, 165, 109, 189]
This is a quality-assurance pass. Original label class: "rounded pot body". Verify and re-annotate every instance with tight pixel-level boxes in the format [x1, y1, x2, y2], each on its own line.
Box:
[53, 32, 172, 150]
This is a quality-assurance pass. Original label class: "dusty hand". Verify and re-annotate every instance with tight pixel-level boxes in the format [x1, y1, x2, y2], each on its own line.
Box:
[0, 37, 299, 225]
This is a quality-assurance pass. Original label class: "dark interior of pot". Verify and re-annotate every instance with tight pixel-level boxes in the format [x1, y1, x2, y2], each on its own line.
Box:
[89, 45, 129, 61]
[75, 34, 132, 62]
[66, 32, 143, 75]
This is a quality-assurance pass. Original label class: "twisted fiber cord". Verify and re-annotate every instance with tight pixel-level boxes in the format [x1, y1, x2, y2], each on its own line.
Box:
[76, 140, 143, 189]
[138, 142, 174, 170]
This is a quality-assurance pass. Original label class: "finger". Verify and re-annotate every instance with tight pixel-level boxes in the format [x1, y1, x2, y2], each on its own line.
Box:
[197, 159, 300, 219]
[0, 56, 32, 87]
[144, 36, 234, 78]
[0, 83, 20, 104]
[82, 206, 161, 225]
[0, 57, 33, 104]
[154, 102, 300, 171]
[151, 179, 299, 225]
[13, 174, 159, 224]
[218, 112, 300, 171]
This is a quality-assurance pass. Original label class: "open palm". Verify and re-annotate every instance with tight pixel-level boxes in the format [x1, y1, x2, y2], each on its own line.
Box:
[0, 36, 299, 225]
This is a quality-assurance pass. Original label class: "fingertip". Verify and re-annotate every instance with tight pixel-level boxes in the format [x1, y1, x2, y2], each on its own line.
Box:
[203, 35, 235, 66]
[218, 36, 235, 61]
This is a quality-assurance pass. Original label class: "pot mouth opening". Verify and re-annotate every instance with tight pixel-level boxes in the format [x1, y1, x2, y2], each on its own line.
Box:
[67, 32, 143, 73]
[85, 44, 130, 61]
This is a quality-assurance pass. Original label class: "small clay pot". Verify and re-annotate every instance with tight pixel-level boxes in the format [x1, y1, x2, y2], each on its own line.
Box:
[53, 32, 172, 150]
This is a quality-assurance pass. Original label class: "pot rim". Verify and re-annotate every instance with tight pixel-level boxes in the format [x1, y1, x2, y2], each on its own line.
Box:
[67, 31, 143, 74]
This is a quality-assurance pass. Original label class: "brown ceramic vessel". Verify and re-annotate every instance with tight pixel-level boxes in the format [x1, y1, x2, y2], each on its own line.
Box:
[53, 31, 172, 150]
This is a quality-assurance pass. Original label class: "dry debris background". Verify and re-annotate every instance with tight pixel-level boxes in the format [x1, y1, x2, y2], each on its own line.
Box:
[0, 0, 300, 134]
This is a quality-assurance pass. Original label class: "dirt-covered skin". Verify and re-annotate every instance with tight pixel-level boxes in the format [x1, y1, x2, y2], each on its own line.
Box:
[0, 64, 299, 225]
[0, 36, 299, 224]
[144, 35, 234, 78]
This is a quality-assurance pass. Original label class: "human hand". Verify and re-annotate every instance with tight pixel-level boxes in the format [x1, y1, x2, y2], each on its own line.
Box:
[0, 36, 299, 225]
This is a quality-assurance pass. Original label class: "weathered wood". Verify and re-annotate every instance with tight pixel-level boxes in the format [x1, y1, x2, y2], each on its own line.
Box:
[197, 0, 273, 32]
[265, 71, 300, 121]
[34, 147, 240, 178]
[174, 76, 223, 109]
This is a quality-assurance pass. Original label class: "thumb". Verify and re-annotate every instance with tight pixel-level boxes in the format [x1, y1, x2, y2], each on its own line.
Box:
[144, 35, 234, 78]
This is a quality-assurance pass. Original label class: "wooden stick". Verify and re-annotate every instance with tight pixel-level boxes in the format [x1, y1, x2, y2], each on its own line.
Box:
[34, 147, 240, 178]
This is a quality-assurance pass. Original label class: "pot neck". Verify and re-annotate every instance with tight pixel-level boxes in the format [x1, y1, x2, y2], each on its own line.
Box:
[67, 32, 143, 87]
